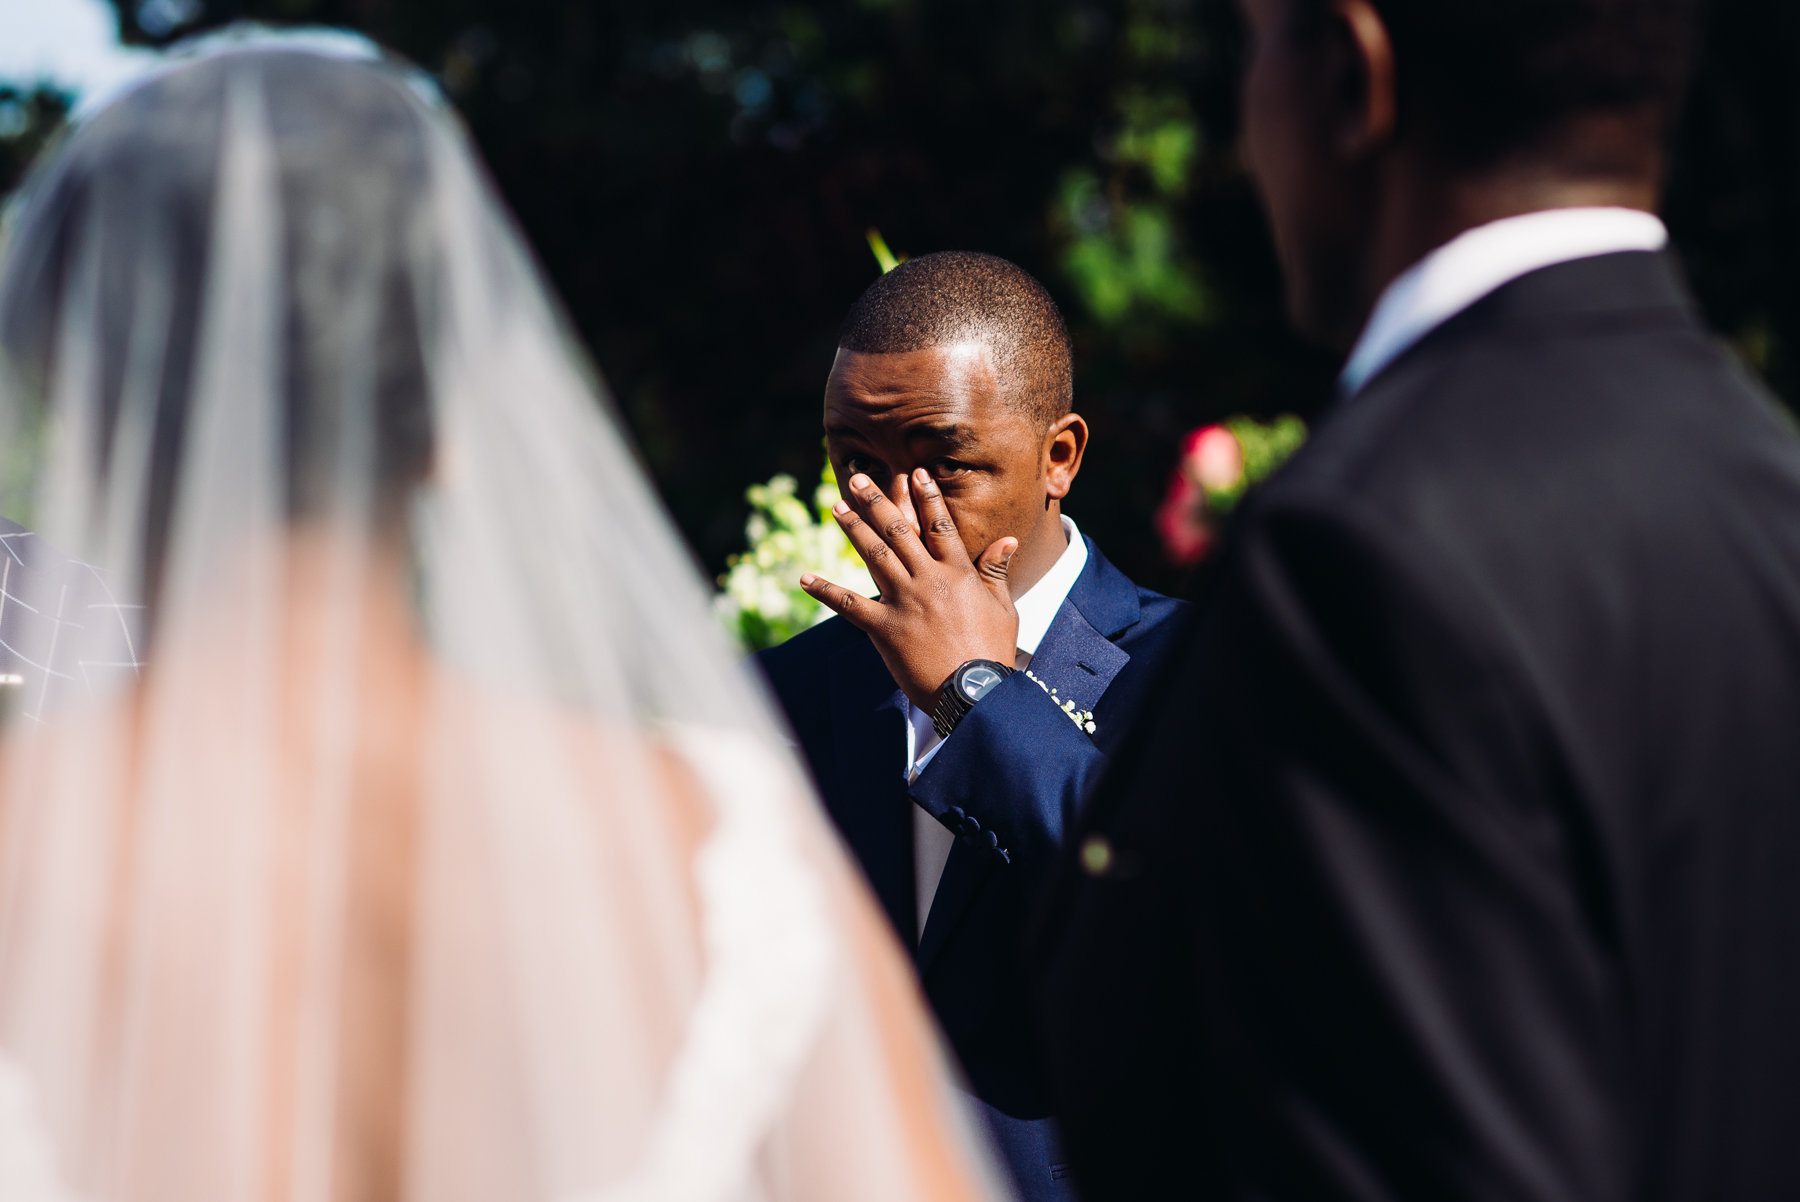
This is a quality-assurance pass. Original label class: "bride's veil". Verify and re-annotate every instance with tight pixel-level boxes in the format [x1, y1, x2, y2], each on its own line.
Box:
[0, 35, 1000, 1202]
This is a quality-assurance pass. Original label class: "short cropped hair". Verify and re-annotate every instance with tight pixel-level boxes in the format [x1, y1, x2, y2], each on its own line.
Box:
[837, 251, 1074, 430]
[1299, 0, 1699, 170]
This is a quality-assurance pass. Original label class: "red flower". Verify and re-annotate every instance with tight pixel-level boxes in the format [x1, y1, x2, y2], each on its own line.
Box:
[1155, 425, 1245, 567]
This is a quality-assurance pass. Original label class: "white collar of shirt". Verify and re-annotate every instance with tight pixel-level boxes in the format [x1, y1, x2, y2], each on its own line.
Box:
[1011, 513, 1088, 659]
[1339, 206, 1669, 398]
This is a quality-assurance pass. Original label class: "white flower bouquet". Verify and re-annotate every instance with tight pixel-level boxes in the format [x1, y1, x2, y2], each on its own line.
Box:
[715, 461, 877, 652]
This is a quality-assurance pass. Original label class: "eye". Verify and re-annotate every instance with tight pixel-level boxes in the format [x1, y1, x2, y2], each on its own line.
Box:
[929, 459, 972, 481]
[840, 453, 881, 479]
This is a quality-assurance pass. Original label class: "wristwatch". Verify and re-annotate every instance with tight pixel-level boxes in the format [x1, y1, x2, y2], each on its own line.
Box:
[931, 659, 1015, 738]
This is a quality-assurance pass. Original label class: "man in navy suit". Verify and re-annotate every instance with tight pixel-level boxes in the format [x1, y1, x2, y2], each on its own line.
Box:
[757, 251, 1189, 1201]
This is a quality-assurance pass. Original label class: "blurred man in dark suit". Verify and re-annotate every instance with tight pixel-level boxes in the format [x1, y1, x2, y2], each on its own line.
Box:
[1039, 0, 1800, 1198]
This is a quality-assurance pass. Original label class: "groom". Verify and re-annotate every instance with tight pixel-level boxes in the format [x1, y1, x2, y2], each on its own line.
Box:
[757, 251, 1188, 1202]
[1040, 0, 1800, 1198]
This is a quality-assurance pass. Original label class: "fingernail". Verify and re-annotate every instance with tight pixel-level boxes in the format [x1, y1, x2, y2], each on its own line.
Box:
[849, 474, 871, 490]
[832, 500, 850, 516]
[800, 573, 815, 586]
[914, 468, 930, 484]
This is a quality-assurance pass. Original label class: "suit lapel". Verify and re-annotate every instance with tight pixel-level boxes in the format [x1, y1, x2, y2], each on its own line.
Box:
[826, 636, 917, 944]
[1065, 536, 1141, 639]
[1022, 598, 1130, 713]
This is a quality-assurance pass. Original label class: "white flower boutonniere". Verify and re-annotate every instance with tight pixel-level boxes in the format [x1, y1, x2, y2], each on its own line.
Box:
[1023, 669, 1096, 735]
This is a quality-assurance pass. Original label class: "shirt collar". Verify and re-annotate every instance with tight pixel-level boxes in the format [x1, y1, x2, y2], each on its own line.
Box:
[1013, 515, 1087, 657]
[1339, 206, 1669, 398]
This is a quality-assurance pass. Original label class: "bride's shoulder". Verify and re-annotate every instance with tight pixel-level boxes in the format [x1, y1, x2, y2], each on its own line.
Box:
[427, 669, 720, 848]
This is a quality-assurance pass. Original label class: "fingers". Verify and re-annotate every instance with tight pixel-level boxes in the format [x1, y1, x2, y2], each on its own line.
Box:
[798, 572, 877, 633]
[829, 496, 907, 591]
[974, 537, 1019, 606]
[888, 472, 923, 538]
[910, 468, 973, 565]
[836, 473, 933, 576]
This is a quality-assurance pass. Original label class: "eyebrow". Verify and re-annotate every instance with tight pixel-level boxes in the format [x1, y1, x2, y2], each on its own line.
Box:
[906, 423, 972, 448]
[823, 422, 977, 451]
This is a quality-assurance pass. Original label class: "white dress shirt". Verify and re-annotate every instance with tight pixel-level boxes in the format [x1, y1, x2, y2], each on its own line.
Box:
[1340, 206, 1669, 397]
[906, 514, 1089, 937]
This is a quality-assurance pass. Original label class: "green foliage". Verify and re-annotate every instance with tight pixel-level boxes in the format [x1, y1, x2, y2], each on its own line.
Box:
[866, 227, 901, 273]
[714, 458, 875, 652]
[1058, 171, 1208, 323]
[1050, 4, 1213, 330]
[1207, 414, 1306, 514]
[1114, 96, 1198, 194]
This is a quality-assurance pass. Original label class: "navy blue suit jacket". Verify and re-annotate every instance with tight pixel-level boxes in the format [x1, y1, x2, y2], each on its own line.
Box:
[756, 536, 1188, 1198]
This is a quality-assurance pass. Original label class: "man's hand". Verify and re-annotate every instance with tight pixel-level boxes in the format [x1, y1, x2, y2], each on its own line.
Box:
[800, 468, 1019, 712]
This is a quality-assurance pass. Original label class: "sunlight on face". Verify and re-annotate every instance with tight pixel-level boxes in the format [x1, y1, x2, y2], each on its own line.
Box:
[823, 343, 1048, 563]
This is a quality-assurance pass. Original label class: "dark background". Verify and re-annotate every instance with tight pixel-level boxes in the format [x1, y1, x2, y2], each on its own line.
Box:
[5, 0, 1795, 593]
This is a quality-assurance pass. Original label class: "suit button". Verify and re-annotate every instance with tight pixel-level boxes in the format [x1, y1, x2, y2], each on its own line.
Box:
[1080, 834, 1114, 876]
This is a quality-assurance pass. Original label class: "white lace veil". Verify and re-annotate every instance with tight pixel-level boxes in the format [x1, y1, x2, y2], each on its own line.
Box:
[0, 36, 1001, 1202]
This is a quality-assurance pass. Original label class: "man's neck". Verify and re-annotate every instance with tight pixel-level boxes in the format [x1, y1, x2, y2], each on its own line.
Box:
[1342, 118, 1664, 347]
[1006, 503, 1069, 601]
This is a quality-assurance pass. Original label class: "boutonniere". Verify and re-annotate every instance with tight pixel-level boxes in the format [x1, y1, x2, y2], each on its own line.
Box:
[1023, 669, 1096, 735]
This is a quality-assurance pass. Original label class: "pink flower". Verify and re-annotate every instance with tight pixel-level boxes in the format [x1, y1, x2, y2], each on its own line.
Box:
[1186, 424, 1244, 493]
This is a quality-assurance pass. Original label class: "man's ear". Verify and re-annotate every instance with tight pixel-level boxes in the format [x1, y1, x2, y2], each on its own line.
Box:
[1043, 413, 1089, 502]
[1327, 0, 1398, 161]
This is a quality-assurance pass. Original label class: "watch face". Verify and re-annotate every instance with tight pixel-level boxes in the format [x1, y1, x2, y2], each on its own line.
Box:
[956, 661, 1008, 702]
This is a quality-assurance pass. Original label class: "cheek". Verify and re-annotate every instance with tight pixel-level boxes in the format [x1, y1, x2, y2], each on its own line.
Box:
[1241, 54, 1336, 313]
[940, 493, 981, 533]
[940, 494, 1000, 558]
[1243, 55, 1308, 220]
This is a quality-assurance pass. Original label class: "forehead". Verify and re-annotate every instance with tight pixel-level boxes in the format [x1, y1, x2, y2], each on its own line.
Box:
[824, 343, 1016, 433]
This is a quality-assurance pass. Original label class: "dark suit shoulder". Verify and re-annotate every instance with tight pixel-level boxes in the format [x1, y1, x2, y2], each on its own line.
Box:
[755, 614, 865, 683]
[750, 617, 874, 752]
[1068, 538, 1189, 645]
[1262, 256, 1800, 574]
[1127, 587, 1187, 635]
[1111, 588, 1189, 679]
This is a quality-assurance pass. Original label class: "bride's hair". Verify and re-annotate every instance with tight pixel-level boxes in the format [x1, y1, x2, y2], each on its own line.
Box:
[1, 51, 436, 609]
